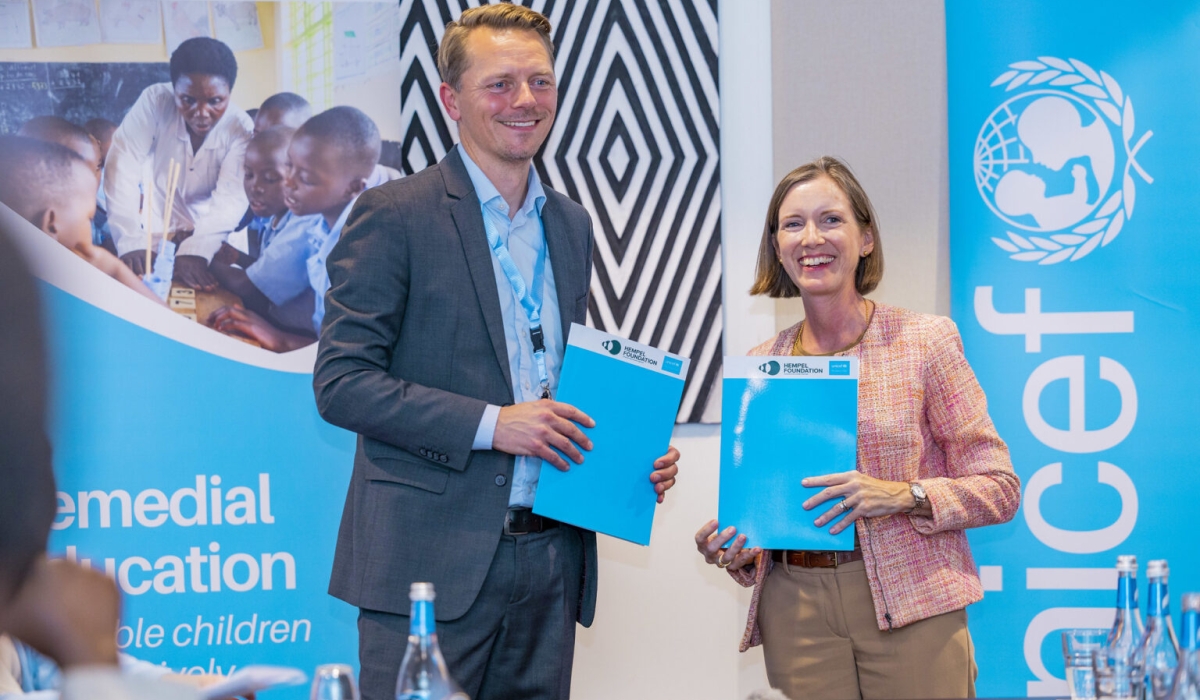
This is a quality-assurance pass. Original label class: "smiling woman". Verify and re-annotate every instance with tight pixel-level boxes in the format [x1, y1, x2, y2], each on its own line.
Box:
[695, 157, 1021, 700]
[102, 37, 253, 288]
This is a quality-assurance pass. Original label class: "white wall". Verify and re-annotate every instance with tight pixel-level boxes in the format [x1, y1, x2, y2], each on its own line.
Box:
[572, 1, 950, 698]
[771, 0, 949, 327]
[569, 4, 774, 698]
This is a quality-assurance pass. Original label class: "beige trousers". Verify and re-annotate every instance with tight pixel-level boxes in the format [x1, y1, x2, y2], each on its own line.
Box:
[758, 560, 977, 700]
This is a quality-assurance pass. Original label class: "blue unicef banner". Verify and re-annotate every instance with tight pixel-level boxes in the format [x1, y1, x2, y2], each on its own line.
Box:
[947, 2, 1200, 696]
[2, 208, 360, 696]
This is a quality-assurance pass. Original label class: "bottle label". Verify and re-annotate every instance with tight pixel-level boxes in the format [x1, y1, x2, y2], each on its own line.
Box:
[1117, 575, 1138, 611]
[1184, 611, 1199, 651]
[410, 600, 434, 637]
[1148, 581, 1167, 617]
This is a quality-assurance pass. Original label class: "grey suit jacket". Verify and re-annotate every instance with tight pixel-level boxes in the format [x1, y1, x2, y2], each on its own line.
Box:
[313, 149, 598, 625]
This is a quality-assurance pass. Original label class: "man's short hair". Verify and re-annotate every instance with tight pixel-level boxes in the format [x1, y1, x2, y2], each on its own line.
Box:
[296, 107, 381, 177]
[260, 92, 311, 118]
[18, 116, 95, 156]
[0, 136, 88, 224]
[437, 3, 555, 91]
[169, 37, 238, 89]
[84, 117, 118, 143]
[17, 116, 96, 163]
[249, 125, 295, 154]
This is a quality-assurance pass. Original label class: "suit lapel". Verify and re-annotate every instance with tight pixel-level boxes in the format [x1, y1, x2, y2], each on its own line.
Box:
[443, 150, 514, 400]
[541, 194, 581, 342]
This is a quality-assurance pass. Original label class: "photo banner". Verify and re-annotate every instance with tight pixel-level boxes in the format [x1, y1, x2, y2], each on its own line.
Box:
[947, 1, 1200, 696]
[0, 207, 359, 696]
[1, 0, 721, 693]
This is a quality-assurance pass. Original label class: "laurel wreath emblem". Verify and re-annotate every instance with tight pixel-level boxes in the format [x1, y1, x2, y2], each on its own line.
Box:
[987, 56, 1153, 264]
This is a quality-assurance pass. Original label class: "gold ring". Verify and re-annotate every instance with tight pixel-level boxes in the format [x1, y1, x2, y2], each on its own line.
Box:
[716, 551, 731, 568]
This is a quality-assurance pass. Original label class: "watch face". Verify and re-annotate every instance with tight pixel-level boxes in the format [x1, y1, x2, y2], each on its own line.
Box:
[911, 483, 927, 499]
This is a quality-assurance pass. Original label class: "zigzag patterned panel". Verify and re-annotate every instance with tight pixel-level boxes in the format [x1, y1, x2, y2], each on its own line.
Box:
[396, 0, 721, 423]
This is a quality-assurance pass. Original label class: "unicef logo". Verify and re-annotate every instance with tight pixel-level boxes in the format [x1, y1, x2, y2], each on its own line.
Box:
[758, 361, 780, 376]
[975, 56, 1153, 264]
[602, 339, 621, 355]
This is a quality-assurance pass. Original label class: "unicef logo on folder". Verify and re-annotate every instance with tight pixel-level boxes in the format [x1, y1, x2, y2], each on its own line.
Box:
[757, 361, 781, 376]
[829, 361, 851, 376]
[602, 339, 621, 355]
[975, 56, 1152, 264]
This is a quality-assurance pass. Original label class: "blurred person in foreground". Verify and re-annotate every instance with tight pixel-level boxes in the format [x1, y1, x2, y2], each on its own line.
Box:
[695, 157, 1020, 699]
[0, 224, 243, 699]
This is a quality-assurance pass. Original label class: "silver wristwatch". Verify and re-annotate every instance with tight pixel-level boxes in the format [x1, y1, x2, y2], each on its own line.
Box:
[908, 482, 928, 514]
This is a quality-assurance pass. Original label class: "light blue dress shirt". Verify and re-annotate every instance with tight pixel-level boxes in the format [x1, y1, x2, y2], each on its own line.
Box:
[246, 210, 323, 327]
[459, 145, 565, 508]
[305, 199, 356, 336]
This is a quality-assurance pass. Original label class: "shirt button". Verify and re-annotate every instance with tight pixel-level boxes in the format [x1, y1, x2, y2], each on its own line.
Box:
[495, 475, 507, 487]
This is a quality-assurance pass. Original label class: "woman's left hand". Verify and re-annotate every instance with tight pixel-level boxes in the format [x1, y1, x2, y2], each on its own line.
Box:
[801, 471, 915, 534]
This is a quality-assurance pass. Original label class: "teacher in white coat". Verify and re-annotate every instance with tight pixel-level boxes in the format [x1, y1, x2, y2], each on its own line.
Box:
[104, 37, 252, 291]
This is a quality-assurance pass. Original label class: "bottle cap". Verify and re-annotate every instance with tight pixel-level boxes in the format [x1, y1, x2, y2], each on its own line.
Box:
[1182, 593, 1200, 612]
[1116, 555, 1137, 573]
[409, 582, 436, 601]
[1147, 559, 1169, 578]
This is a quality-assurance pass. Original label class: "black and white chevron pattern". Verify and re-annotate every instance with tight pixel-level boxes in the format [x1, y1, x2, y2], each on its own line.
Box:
[395, 0, 722, 423]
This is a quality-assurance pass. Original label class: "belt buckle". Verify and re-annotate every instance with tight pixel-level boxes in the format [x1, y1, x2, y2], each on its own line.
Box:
[807, 551, 837, 568]
[503, 508, 539, 536]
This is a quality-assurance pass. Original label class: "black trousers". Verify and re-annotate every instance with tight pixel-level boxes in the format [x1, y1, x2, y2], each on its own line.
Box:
[357, 526, 585, 700]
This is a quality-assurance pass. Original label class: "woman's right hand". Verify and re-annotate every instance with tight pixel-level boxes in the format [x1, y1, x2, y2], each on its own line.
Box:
[695, 519, 761, 571]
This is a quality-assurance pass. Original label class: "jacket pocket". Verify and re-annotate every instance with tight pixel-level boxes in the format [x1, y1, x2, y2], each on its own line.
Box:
[362, 451, 449, 494]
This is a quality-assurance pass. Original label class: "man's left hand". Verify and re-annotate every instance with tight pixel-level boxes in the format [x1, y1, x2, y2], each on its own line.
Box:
[650, 445, 680, 503]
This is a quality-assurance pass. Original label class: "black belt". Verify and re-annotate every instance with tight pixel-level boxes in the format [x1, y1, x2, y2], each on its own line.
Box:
[503, 508, 560, 535]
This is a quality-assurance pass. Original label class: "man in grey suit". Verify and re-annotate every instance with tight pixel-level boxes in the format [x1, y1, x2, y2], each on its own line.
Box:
[312, 5, 680, 699]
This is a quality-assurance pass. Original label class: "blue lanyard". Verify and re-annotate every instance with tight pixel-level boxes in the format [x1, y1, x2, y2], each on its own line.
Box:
[480, 205, 551, 399]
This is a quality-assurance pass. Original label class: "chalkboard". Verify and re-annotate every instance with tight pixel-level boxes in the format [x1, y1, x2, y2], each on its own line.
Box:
[0, 62, 170, 134]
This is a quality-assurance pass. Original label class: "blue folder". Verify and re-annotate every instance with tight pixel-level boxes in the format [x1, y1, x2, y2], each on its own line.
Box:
[719, 356, 859, 551]
[533, 324, 689, 545]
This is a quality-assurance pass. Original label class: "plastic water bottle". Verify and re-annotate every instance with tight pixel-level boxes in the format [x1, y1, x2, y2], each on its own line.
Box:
[1167, 593, 1200, 700]
[1100, 555, 1145, 699]
[1140, 560, 1181, 700]
[394, 582, 467, 700]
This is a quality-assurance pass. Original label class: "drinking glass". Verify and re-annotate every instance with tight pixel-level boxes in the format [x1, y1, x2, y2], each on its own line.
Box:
[1093, 647, 1145, 700]
[311, 663, 358, 700]
[1062, 629, 1107, 700]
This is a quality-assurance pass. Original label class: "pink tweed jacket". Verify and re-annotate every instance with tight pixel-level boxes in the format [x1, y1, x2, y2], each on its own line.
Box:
[730, 302, 1020, 651]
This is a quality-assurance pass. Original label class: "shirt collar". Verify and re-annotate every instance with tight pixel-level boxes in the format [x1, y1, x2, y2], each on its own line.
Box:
[322, 198, 356, 236]
[457, 144, 546, 219]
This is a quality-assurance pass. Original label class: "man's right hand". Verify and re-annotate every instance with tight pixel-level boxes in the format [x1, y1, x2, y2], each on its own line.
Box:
[120, 250, 154, 277]
[493, 401, 595, 471]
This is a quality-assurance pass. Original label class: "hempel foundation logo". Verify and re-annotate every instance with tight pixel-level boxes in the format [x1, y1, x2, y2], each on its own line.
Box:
[602, 339, 621, 355]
